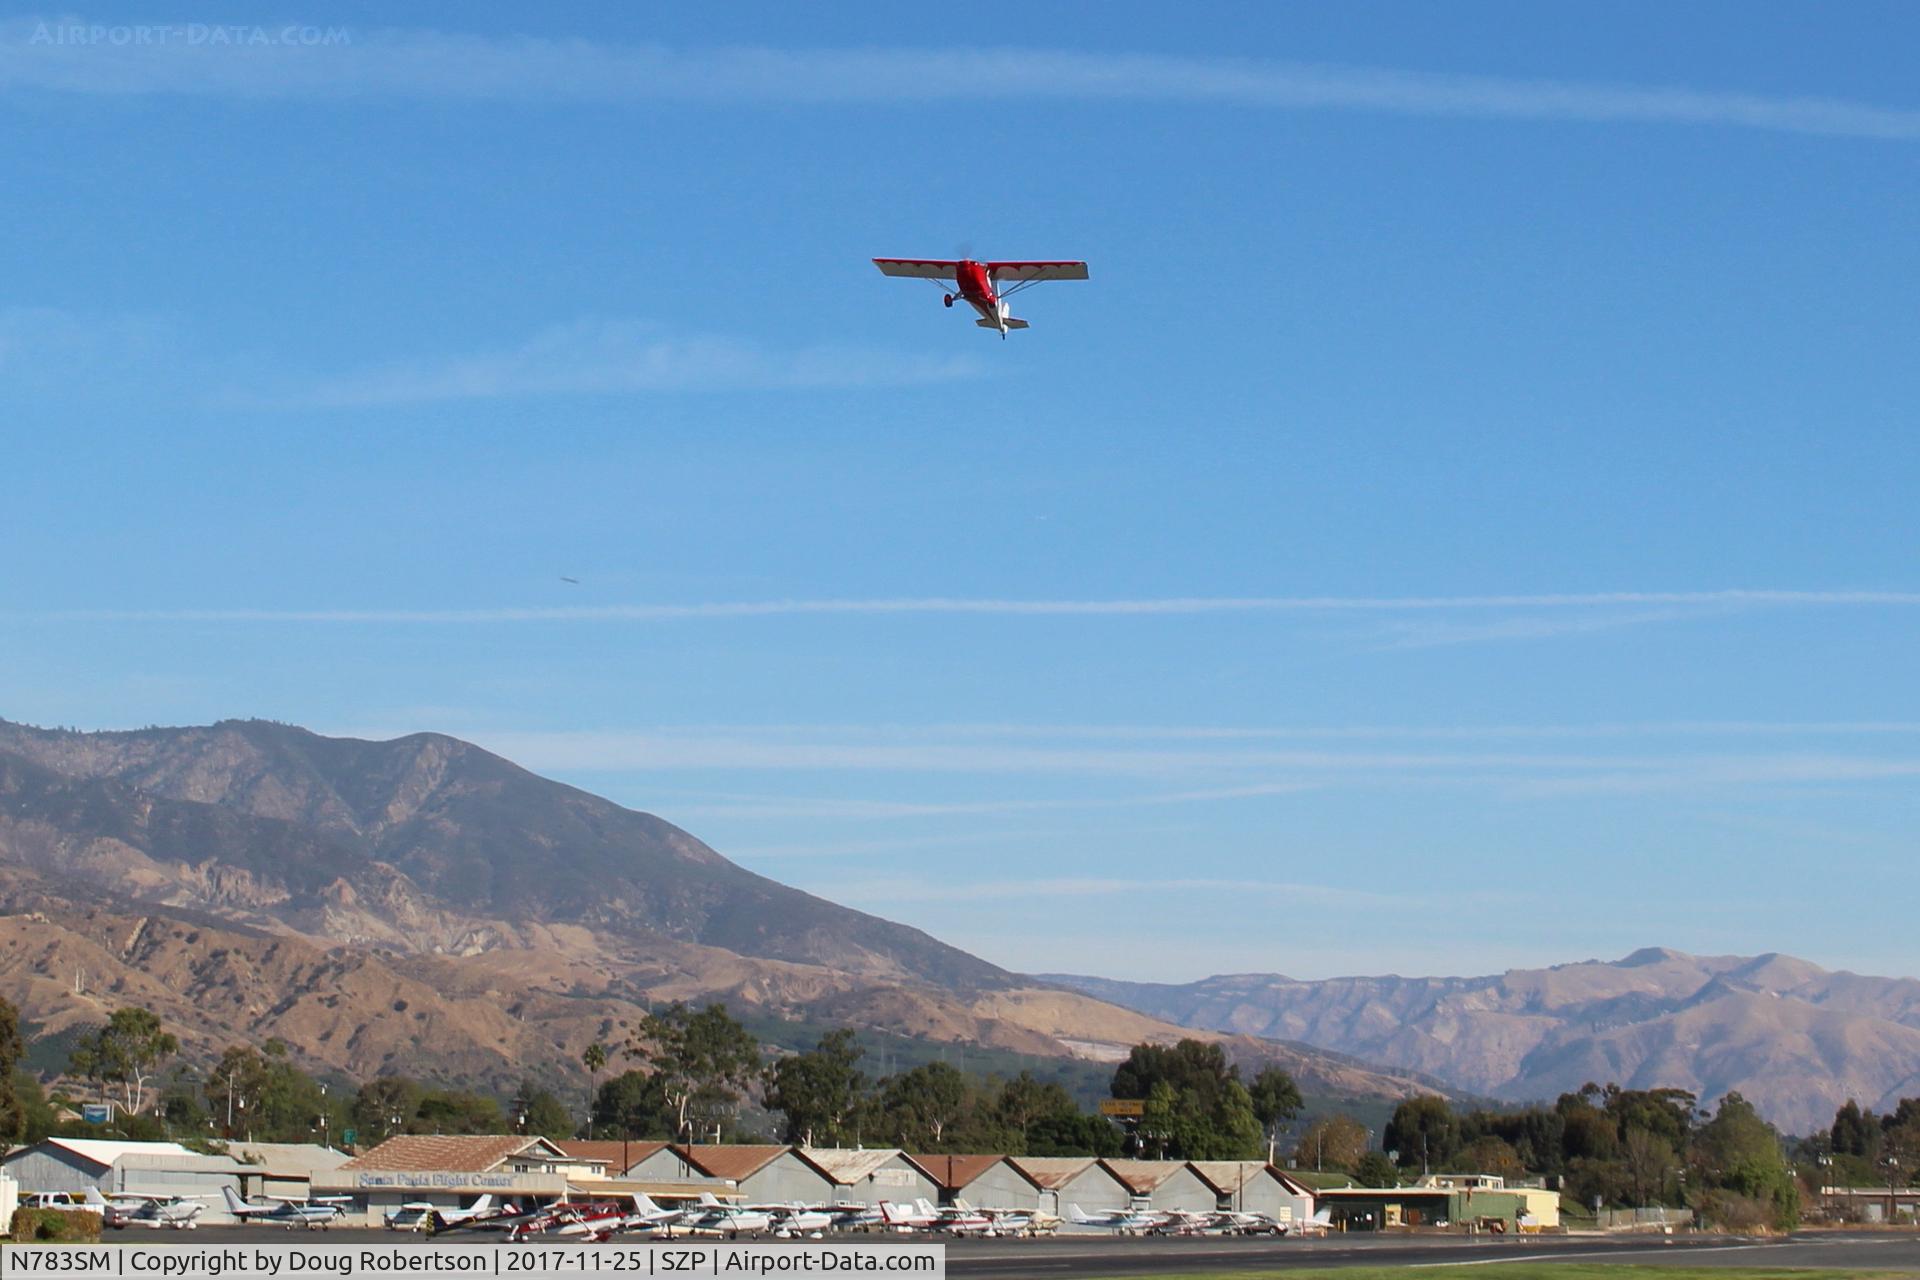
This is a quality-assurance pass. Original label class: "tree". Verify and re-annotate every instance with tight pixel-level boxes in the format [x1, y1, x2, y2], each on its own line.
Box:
[75, 1008, 177, 1115]
[1354, 1151, 1399, 1187]
[1831, 1099, 1880, 1158]
[1293, 1114, 1369, 1173]
[581, 1043, 607, 1138]
[1384, 1095, 1459, 1174]
[1248, 1066, 1303, 1162]
[993, 1072, 1079, 1152]
[1692, 1091, 1798, 1230]
[0, 996, 24, 1142]
[627, 1004, 760, 1142]
[511, 1080, 576, 1138]
[765, 1030, 868, 1148]
[880, 1062, 969, 1149]
[1458, 1135, 1527, 1181]
[416, 1089, 506, 1134]
[594, 1070, 671, 1141]
[1110, 1040, 1261, 1161]
[1620, 1127, 1674, 1207]
[352, 1077, 424, 1142]
[206, 1045, 270, 1136]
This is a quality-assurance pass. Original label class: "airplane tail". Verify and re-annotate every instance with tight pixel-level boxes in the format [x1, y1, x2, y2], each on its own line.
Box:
[1068, 1204, 1093, 1224]
[469, 1195, 492, 1215]
[915, 1199, 936, 1217]
[877, 1201, 906, 1225]
[220, 1187, 249, 1214]
[84, 1187, 109, 1208]
[698, 1192, 720, 1207]
[974, 317, 1030, 330]
[631, 1195, 661, 1218]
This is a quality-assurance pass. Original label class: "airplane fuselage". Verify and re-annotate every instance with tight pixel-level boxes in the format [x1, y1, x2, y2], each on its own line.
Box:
[945, 259, 1009, 335]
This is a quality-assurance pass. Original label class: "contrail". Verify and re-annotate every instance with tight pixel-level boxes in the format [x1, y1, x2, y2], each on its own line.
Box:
[4, 27, 1920, 141]
[22, 588, 1920, 624]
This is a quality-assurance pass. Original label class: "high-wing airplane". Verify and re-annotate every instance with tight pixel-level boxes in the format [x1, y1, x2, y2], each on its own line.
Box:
[502, 1200, 627, 1243]
[100, 1193, 207, 1230]
[681, 1194, 772, 1239]
[221, 1186, 344, 1229]
[756, 1203, 833, 1237]
[1067, 1203, 1159, 1234]
[389, 1194, 494, 1232]
[872, 258, 1088, 338]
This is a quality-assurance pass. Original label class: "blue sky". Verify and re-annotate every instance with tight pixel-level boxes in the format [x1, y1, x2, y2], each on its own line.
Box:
[3, 2, 1918, 981]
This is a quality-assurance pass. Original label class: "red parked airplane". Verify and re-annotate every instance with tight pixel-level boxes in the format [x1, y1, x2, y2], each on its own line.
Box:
[873, 257, 1089, 337]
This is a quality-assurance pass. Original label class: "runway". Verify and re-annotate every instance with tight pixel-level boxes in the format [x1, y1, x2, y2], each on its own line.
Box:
[158, 1226, 1920, 1274]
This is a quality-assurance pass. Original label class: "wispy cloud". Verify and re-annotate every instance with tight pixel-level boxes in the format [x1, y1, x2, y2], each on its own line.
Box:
[6, 26, 1920, 141]
[833, 876, 1414, 907]
[225, 318, 981, 408]
[23, 587, 1920, 625]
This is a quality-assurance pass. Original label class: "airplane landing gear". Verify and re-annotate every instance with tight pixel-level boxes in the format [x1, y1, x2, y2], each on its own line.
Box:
[943, 294, 953, 307]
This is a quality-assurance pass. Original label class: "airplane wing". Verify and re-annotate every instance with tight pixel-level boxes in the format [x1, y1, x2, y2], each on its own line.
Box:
[872, 258, 962, 279]
[986, 261, 1089, 282]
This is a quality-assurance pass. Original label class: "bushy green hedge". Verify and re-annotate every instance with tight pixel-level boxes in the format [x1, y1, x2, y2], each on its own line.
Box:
[9, 1207, 104, 1241]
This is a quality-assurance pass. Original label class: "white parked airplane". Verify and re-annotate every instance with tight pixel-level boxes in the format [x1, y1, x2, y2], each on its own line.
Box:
[221, 1186, 344, 1229]
[1068, 1203, 1159, 1233]
[682, 1194, 771, 1238]
[98, 1192, 206, 1230]
[756, 1204, 833, 1237]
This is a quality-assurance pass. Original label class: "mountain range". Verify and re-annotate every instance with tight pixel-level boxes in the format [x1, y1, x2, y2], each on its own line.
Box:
[1049, 948, 1920, 1135]
[0, 717, 1432, 1102]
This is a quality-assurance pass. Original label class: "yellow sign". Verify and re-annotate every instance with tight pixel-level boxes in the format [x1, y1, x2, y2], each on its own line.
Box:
[1098, 1099, 1146, 1117]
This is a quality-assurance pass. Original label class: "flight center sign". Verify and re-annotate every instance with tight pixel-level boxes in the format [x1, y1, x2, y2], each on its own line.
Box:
[0, 1246, 944, 1279]
[330, 1172, 558, 1192]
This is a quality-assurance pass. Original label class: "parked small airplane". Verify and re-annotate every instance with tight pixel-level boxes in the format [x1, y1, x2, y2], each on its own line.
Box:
[389, 1194, 493, 1232]
[503, 1200, 627, 1243]
[872, 258, 1088, 338]
[221, 1186, 343, 1229]
[828, 1202, 883, 1232]
[681, 1194, 772, 1239]
[101, 1193, 206, 1230]
[1067, 1203, 1159, 1234]
[754, 1203, 833, 1237]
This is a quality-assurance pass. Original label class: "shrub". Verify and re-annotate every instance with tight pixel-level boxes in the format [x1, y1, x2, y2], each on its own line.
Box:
[9, 1207, 103, 1241]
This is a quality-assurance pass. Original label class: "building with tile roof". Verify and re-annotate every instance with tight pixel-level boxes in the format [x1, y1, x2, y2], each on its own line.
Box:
[553, 1139, 669, 1178]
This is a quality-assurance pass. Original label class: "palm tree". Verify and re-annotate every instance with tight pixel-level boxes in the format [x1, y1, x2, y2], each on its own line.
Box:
[581, 1043, 607, 1140]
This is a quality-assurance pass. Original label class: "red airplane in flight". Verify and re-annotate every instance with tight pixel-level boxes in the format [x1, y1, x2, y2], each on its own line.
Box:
[873, 257, 1089, 337]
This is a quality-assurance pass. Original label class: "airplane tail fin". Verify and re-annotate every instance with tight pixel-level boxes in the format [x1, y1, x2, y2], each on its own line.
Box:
[698, 1192, 719, 1207]
[1068, 1204, 1091, 1224]
[974, 317, 1030, 330]
[220, 1187, 247, 1214]
[84, 1187, 109, 1207]
[469, 1195, 492, 1214]
[631, 1195, 661, 1217]
[877, 1201, 904, 1225]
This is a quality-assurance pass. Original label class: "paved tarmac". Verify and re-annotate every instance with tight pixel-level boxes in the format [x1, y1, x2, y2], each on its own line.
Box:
[115, 1226, 1920, 1275]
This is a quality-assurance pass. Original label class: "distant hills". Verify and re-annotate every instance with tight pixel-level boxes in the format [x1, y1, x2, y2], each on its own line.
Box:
[0, 717, 1434, 1102]
[1048, 948, 1920, 1135]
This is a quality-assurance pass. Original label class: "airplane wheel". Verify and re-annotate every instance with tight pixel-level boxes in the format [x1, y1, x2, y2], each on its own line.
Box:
[943, 295, 953, 307]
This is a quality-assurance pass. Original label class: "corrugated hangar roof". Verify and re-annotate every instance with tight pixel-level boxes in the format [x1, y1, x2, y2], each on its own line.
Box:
[675, 1145, 790, 1182]
[37, 1138, 192, 1168]
[1102, 1159, 1188, 1193]
[798, 1147, 907, 1184]
[1006, 1156, 1097, 1189]
[906, 1153, 1012, 1191]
